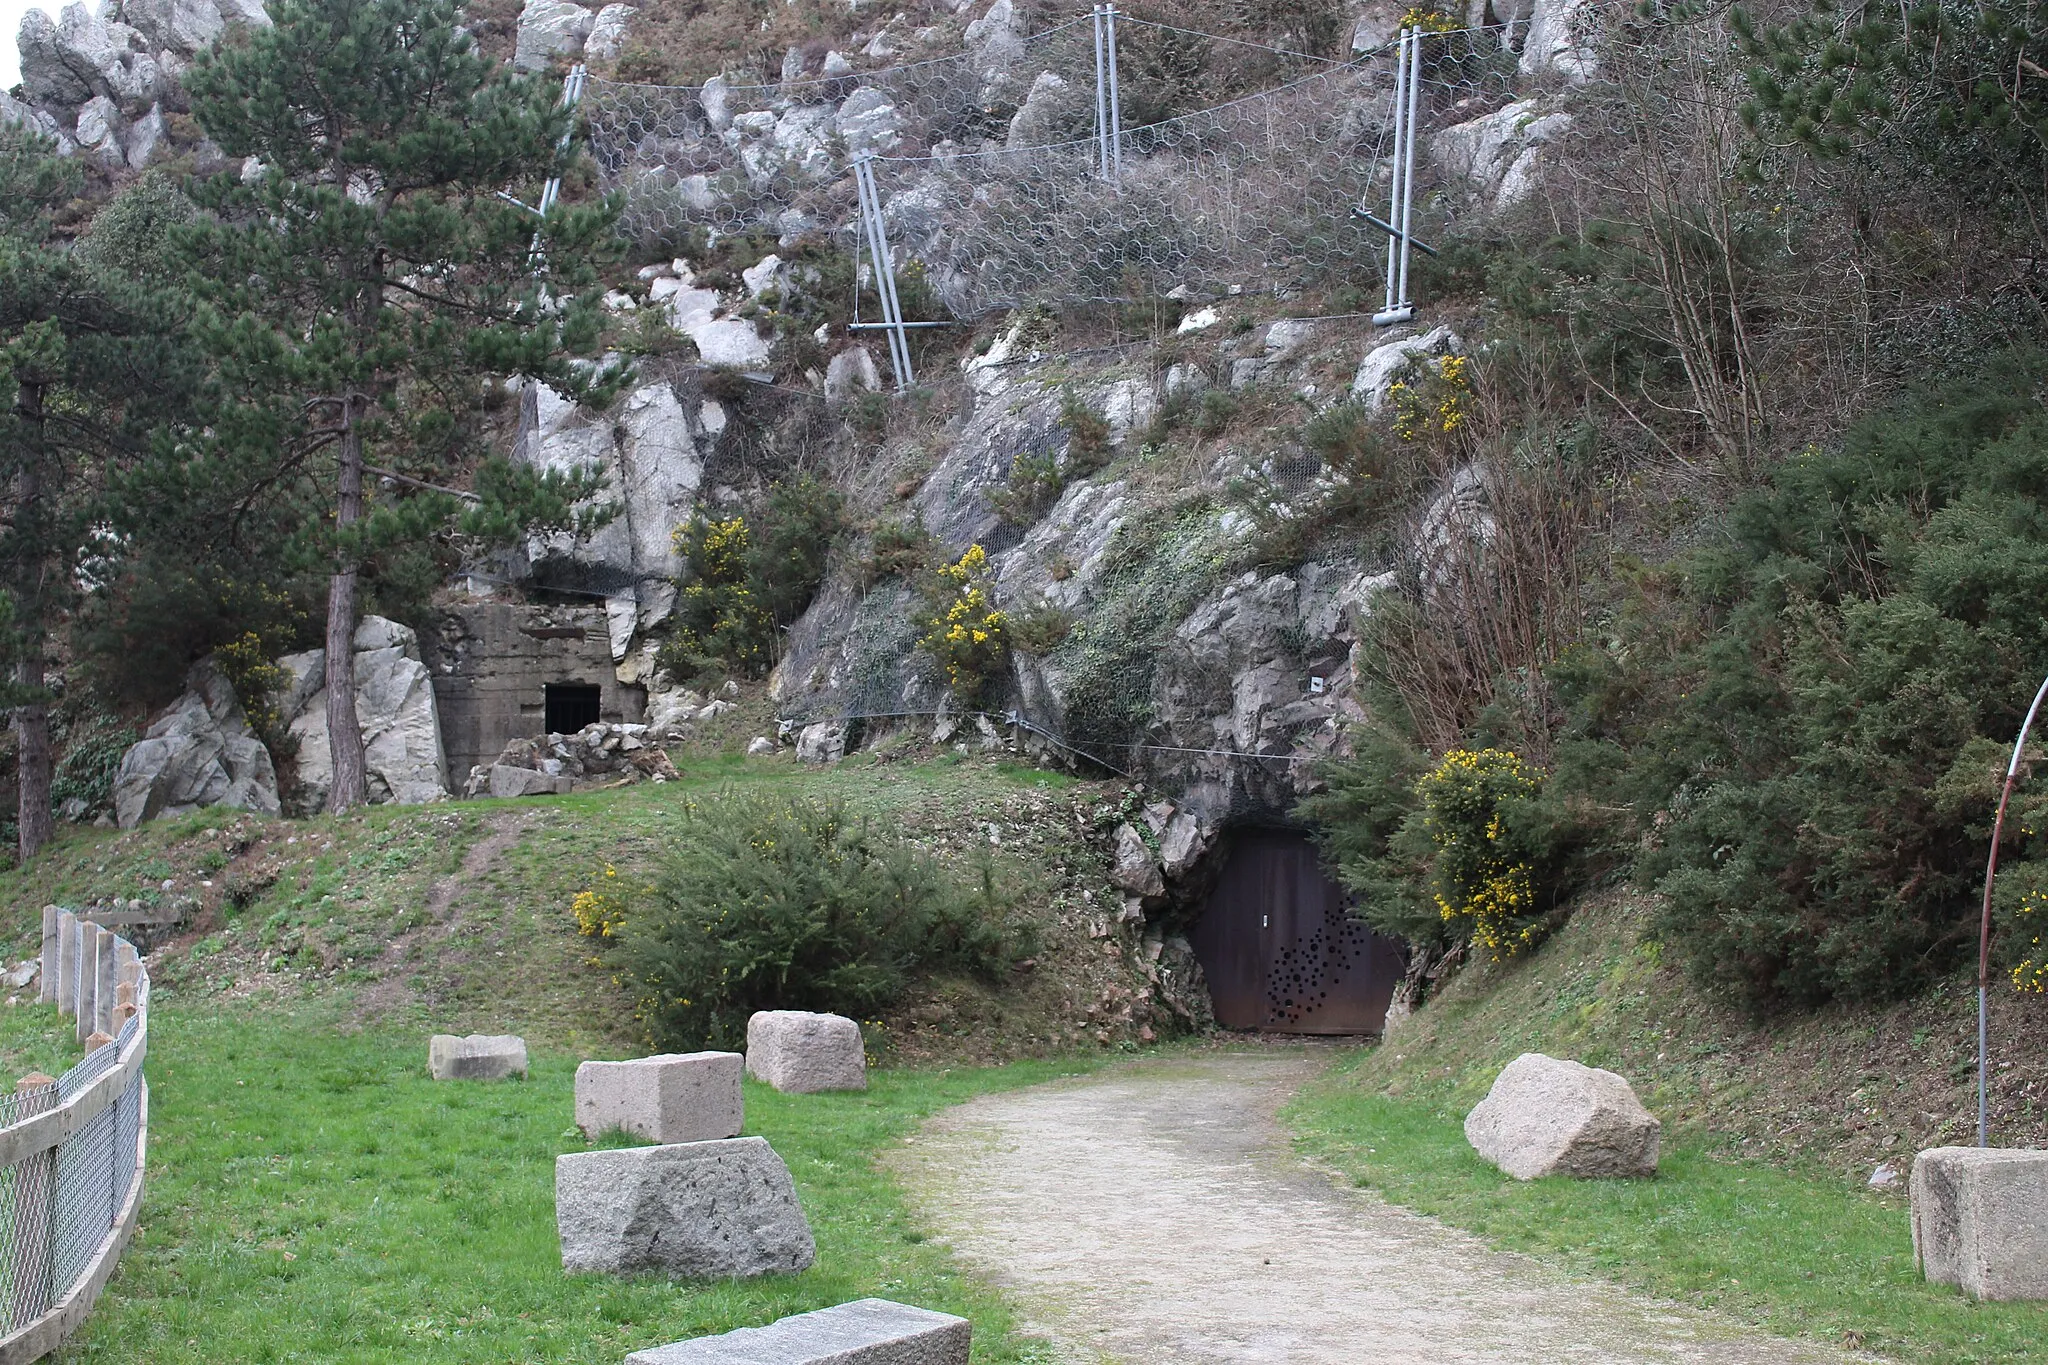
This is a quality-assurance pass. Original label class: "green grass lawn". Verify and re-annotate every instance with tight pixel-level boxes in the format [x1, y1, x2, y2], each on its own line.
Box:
[46, 1000, 1095, 1364]
[1287, 1053, 2048, 1365]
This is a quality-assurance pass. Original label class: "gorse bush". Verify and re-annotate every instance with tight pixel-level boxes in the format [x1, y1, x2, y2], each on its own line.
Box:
[660, 476, 844, 681]
[916, 544, 1010, 705]
[606, 790, 1027, 1048]
[1552, 352, 2048, 1007]
[1415, 748, 1549, 959]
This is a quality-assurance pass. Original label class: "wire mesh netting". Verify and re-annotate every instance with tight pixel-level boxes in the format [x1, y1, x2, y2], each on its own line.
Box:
[0, 973, 147, 1338]
[583, 21, 1521, 316]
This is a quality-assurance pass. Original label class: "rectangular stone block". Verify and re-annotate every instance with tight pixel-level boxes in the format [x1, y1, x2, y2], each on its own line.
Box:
[428, 1033, 528, 1080]
[745, 1011, 867, 1094]
[1912, 1146, 2048, 1300]
[557, 1136, 814, 1279]
[625, 1299, 970, 1365]
[576, 1052, 743, 1143]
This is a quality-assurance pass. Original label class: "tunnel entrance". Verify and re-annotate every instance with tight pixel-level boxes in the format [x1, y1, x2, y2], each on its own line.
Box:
[544, 682, 603, 734]
[1188, 830, 1406, 1035]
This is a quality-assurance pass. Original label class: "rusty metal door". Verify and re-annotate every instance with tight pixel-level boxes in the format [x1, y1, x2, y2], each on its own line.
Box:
[1188, 830, 1405, 1035]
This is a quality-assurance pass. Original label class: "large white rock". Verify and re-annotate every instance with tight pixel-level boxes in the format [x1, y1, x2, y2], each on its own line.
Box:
[111, 659, 282, 829]
[1911, 1147, 2048, 1300]
[1431, 100, 1573, 212]
[575, 1051, 744, 1143]
[556, 1136, 816, 1277]
[514, 0, 594, 71]
[582, 2, 636, 62]
[1351, 325, 1460, 409]
[835, 86, 901, 154]
[1464, 1053, 1661, 1180]
[824, 346, 881, 404]
[626, 1299, 971, 1365]
[1521, 0, 1595, 81]
[746, 1011, 866, 1093]
[666, 279, 773, 370]
[277, 615, 451, 813]
[116, 0, 269, 56]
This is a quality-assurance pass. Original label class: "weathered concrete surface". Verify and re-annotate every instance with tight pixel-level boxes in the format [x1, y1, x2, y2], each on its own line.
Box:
[746, 1011, 867, 1093]
[576, 1051, 744, 1144]
[556, 1136, 815, 1278]
[1911, 1146, 2048, 1300]
[626, 1298, 969, 1365]
[892, 1051, 1867, 1365]
[427, 1033, 528, 1080]
[1464, 1052, 1661, 1180]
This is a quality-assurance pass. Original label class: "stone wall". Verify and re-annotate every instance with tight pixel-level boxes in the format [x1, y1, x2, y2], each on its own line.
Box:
[423, 602, 647, 782]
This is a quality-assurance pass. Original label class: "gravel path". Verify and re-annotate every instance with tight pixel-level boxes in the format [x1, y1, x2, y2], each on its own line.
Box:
[892, 1050, 1865, 1365]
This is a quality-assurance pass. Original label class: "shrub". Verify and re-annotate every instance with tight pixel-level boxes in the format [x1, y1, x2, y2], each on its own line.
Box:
[607, 791, 1026, 1048]
[49, 710, 136, 819]
[661, 476, 845, 680]
[861, 516, 936, 588]
[1414, 748, 1550, 960]
[1007, 601, 1075, 655]
[1580, 352, 2048, 1007]
[915, 545, 1010, 705]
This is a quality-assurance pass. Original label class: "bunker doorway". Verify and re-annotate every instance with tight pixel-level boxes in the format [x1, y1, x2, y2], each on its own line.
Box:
[1188, 830, 1406, 1035]
[544, 683, 602, 734]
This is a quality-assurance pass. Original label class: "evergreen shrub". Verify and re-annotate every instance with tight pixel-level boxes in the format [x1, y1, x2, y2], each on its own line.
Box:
[659, 475, 844, 680]
[607, 790, 1027, 1048]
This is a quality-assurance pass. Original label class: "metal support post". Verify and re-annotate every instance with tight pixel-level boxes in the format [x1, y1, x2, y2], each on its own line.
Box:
[1092, 6, 1112, 179]
[1374, 28, 1413, 326]
[852, 152, 915, 391]
[1105, 4, 1125, 183]
[1395, 30, 1422, 313]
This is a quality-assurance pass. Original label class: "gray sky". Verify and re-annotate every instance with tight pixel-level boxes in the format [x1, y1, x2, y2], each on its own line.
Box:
[2, 0, 54, 93]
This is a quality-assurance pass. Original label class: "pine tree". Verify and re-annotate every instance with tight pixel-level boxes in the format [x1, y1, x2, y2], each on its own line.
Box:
[181, 0, 625, 812]
[0, 128, 200, 862]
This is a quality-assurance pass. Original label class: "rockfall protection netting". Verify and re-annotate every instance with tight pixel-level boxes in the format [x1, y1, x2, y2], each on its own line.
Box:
[583, 20, 1522, 316]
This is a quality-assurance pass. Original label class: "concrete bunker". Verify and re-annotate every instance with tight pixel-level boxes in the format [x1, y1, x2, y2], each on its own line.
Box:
[423, 602, 647, 784]
[1186, 828, 1405, 1035]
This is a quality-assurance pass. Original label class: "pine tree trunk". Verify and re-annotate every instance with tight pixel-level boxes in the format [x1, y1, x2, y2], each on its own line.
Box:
[15, 654, 50, 865]
[13, 385, 51, 863]
[325, 395, 370, 813]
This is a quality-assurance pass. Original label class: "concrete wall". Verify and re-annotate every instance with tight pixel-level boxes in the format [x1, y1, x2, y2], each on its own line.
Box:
[424, 603, 647, 784]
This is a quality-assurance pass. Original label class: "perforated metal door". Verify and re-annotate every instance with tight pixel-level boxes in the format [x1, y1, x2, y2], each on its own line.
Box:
[1188, 831, 1405, 1035]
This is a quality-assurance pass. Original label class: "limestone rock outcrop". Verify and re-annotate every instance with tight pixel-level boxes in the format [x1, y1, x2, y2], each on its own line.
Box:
[1464, 1053, 1661, 1180]
[9, 0, 267, 167]
[514, 373, 720, 650]
[111, 659, 281, 829]
[276, 616, 450, 814]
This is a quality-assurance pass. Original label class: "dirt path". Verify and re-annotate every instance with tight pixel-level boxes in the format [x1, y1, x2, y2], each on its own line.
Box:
[350, 811, 529, 1020]
[892, 1050, 1867, 1365]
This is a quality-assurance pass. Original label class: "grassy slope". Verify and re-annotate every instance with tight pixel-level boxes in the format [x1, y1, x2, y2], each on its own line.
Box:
[0, 750, 1166, 1064]
[1285, 891, 2048, 1363]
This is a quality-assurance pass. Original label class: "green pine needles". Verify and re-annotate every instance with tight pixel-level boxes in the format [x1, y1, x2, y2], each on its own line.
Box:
[174, 0, 629, 811]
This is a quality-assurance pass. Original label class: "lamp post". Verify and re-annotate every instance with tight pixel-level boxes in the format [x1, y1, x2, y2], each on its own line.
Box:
[1977, 673, 2048, 1147]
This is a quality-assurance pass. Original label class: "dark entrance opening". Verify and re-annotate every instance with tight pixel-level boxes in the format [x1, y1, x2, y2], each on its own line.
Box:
[1188, 830, 1406, 1035]
[544, 683, 602, 734]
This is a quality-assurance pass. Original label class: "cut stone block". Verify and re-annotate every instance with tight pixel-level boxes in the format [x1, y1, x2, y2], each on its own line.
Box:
[557, 1136, 815, 1278]
[428, 1033, 529, 1080]
[1463, 1052, 1660, 1180]
[625, 1298, 971, 1365]
[1911, 1146, 2048, 1300]
[745, 1011, 866, 1094]
[576, 1052, 744, 1143]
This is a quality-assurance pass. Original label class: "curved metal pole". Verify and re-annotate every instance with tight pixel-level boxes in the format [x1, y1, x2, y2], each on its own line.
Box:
[1978, 671, 2048, 1147]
